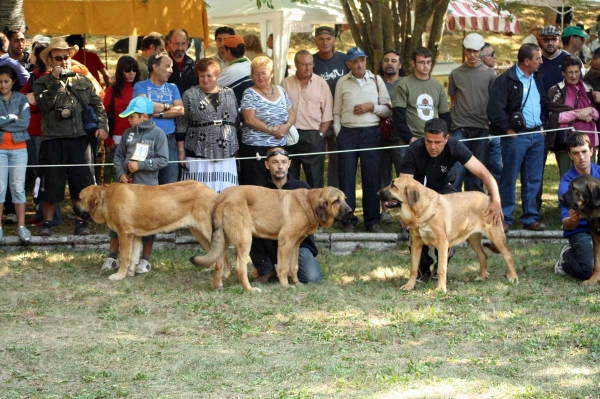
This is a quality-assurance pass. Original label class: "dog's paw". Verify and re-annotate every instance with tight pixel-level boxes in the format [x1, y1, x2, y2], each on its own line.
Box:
[108, 273, 126, 281]
[435, 285, 448, 293]
[582, 278, 598, 286]
[506, 274, 519, 284]
[475, 272, 490, 281]
[401, 282, 415, 291]
[250, 286, 262, 293]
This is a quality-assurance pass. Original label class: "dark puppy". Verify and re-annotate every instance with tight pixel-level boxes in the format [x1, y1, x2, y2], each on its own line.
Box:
[560, 174, 600, 285]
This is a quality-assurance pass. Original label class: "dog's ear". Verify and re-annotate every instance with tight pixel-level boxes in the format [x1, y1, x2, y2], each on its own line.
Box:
[591, 184, 600, 207]
[315, 200, 329, 222]
[406, 186, 420, 207]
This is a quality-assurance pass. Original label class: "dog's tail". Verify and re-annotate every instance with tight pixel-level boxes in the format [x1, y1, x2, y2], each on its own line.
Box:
[189, 226, 226, 267]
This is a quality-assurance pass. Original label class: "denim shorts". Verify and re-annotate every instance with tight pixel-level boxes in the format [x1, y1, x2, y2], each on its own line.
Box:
[0, 148, 28, 203]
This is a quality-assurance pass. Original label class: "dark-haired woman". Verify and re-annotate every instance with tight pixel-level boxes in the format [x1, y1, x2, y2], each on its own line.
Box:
[103, 56, 141, 150]
[0, 65, 31, 242]
[547, 55, 599, 177]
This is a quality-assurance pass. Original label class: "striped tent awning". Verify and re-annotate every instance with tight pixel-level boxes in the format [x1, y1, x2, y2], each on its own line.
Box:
[447, 0, 520, 34]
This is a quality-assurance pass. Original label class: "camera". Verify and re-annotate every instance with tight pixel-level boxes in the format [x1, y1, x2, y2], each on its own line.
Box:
[59, 70, 77, 80]
[56, 106, 73, 120]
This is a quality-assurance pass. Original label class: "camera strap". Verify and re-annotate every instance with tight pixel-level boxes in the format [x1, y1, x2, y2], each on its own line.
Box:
[65, 83, 88, 108]
[520, 77, 532, 113]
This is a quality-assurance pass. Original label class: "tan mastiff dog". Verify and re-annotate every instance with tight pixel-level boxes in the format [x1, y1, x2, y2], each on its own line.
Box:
[190, 186, 352, 292]
[379, 175, 519, 292]
[76, 181, 226, 283]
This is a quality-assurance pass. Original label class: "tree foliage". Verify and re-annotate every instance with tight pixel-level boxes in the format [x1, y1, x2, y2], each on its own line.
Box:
[0, 0, 26, 35]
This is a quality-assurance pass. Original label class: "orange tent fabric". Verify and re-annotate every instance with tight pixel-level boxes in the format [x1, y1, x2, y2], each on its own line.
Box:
[24, 0, 210, 45]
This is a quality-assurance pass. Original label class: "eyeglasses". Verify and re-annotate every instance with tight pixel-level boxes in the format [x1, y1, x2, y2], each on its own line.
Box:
[252, 71, 270, 77]
[124, 67, 139, 73]
[482, 52, 495, 57]
[415, 60, 432, 66]
[51, 55, 70, 62]
[266, 149, 289, 158]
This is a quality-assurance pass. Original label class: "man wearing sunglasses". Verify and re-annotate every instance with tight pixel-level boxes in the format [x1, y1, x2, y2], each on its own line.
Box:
[33, 37, 109, 237]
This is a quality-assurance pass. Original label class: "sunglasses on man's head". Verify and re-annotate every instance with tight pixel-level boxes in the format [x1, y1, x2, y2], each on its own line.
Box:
[266, 149, 289, 158]
[51, 55, 70, 62]
[124, 67, 139, 73]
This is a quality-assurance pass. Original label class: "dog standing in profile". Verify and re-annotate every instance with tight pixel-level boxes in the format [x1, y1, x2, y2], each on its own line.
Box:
[76, 181, 226, 283]
[560, 174, 600, 285]
[379, 175, 519, 292]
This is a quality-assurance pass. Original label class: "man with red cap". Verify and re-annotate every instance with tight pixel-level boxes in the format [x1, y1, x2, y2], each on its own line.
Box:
[217, 34, 252, 106]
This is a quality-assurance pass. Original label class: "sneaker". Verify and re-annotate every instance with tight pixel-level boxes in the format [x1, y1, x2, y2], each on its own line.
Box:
[38, 221, 53, 237]
[135, 259, 152, 274]
[74, 220, 90, 236]
[101, 257, 119, 273]
[555, 243, 570, 276]
[17, 226, 31, 243]
[5, 213, 17, 224]
[381, 211, 393, 224]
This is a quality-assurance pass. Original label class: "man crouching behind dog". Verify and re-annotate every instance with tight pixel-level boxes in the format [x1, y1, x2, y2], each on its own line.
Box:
[250, 147, 322, 284]
[101, 96, 168, 275]
[397, 118, 503, 282]
[556, 133, 599, 280]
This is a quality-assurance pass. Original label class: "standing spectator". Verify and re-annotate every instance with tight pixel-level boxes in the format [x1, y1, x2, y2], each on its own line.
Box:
[562, 26, 588, 72]
[555, 133, 598, 280]
[0, 64, 31, 242]
[281, 50, 332, 189]
[133, 52, 184, 185]
[546, 56, 599, 177]
[333, 47, 391, 233]
[378, 49, 404, 224]
[136, 32, 164, 81]
[166, 29, 197, 96]
[176, 58, 239, 192]
[250, 147, 322, 284]
[103, 56, 141, 151]
[102, 96, 169, 275]
[480, 42, 502, 184]
[312, 26, 348, 189]
[6, 30, 32, 71]
[242, 34, 267, 60]
[393, 47, 450, 145]
[212, 26, 236, 70]
[523, 26, 542, 45]
[0, 33, 29, 86]
[448, 33, 496, 192]
[216, 35, 252, 106]
[239, 56, 295, 186]
[583, 48, 600, 91]
[487, 43, 546, 232]
[33, 37, 108, 237]
[66, 35, 111, 88]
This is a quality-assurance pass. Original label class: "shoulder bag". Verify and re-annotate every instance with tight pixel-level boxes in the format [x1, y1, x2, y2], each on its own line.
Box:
[374, 76, 394, 141]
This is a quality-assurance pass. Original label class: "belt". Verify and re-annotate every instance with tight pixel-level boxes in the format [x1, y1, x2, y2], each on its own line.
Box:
[522, 126, 542, 132]
[189, 120, 235, 127]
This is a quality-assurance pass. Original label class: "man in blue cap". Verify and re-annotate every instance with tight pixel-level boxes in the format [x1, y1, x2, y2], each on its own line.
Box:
[332, 47, 392, 233]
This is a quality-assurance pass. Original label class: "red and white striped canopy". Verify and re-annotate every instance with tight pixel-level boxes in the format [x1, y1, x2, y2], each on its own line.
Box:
[447, 0, 520, 34]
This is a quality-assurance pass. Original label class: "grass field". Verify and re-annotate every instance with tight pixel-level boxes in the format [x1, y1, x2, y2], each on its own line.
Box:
[1, 243, 599, 398]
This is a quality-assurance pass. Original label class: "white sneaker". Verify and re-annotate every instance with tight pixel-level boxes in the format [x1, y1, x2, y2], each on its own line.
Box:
[135, 259, 152, 274]
[101, 257, 119, 273]
[17, 226, 31, 243]
[555, 243, 570, 276]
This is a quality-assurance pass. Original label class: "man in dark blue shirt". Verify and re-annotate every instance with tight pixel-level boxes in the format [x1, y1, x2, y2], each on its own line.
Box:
[250, 147, 322, 284]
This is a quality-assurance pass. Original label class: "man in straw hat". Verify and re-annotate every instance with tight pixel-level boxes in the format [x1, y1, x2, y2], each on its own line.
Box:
[33, 36, 108, 237]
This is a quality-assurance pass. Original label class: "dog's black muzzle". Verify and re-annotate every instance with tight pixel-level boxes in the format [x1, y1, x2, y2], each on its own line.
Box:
[73, 203, 91, 220]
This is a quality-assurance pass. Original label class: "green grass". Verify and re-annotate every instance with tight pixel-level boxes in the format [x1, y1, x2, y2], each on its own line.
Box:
[1, 243, 599, 398]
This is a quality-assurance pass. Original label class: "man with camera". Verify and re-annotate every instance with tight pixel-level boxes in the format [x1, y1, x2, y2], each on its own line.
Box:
[487, 43, 546, 233]
[33, 37, 108, 237]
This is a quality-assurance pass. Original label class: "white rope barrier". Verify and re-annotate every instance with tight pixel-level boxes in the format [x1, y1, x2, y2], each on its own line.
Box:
[0, 126, 579, 169]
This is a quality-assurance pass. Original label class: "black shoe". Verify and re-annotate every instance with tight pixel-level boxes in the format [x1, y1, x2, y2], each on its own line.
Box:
[417, 268, 431, 283]
[366, 224, 383, 233]
[74, 220, 90, 235]
[39, 221, 53, 237]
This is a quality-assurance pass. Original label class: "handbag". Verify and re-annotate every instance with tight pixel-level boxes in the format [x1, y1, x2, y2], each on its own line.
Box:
[374, 76, 394, 140]
[509, 78, 532, 132]
[67, 84, 100, 149]
[285, 125, 299, 146]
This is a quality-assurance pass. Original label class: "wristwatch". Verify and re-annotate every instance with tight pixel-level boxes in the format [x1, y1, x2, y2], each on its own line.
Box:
[158, 112, 164, 118]
[164, 103, 170, 111]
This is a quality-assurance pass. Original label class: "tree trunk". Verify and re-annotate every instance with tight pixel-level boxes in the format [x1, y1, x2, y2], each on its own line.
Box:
[0, 0, 26, 34]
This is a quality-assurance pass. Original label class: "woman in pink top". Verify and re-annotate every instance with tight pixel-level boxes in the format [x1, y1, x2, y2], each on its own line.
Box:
[547, 55, 599, 177]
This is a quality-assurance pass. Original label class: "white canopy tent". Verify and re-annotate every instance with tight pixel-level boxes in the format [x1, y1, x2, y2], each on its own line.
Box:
[206, 0, 346, 83]
[506, 0, 600, 28]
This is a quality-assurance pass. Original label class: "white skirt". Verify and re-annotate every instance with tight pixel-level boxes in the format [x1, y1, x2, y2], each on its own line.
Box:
[181, 157, 238, 193]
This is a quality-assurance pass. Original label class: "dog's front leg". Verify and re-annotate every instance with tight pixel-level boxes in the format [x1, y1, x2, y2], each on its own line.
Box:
[402, 234, 422, 291]
[276, 243, 292, 288]
[583, 234, 600, 286]
[110, 232, 134, 281]
[436, 241, 449, 293]
[289, 245, 300, 285]
[128, 237, 142, 277]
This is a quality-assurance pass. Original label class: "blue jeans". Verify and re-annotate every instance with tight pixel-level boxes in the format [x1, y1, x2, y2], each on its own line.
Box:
[499, 132, 544, 226]
[250, 239, 322, 283]
[450, 128, 490, 192]
[487, 137, 502, 184]
[0, 148, 27, 203]
[564, 233, 594, 280]
[337, 125, 382, 227]
[158, 135, 179, 185]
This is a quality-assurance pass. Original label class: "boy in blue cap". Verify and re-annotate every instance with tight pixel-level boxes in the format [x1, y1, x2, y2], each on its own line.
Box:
[101, 96, 169, 275]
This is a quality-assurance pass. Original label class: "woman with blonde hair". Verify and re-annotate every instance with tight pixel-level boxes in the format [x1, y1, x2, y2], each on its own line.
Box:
[239, 56, 295, 185]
